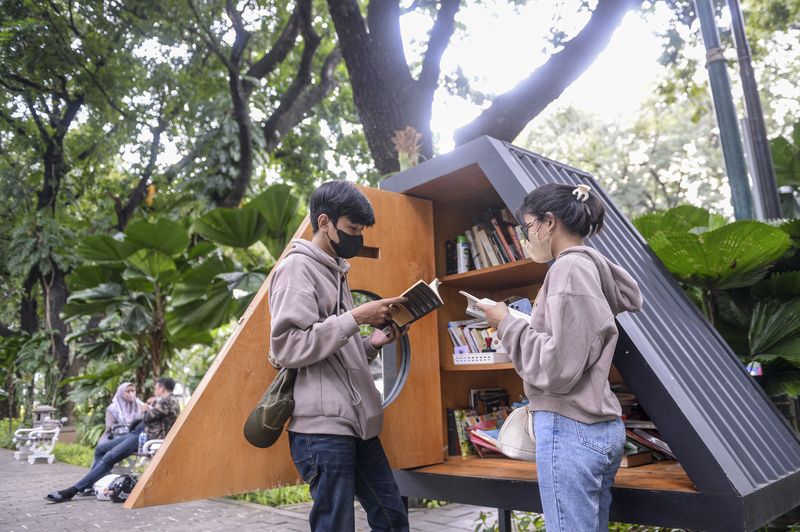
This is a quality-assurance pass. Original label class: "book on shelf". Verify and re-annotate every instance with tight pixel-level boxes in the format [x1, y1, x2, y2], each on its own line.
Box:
[489, 231, 510, 263]
[514, 226, 531, 259]
[490, 217, 517, 262]
[451, 408, 478, 457]
[445, 240, 457, 275]
[469, 388, 510, 414]
[475, 227, 500, 267]
[382, 278, 443, 334]
[625, 428, 676, 460]
[505, 224, 525, 260]
[446, 408, 462, 456]
[464, 229, 485, 270]
[620, 450, 653, 468]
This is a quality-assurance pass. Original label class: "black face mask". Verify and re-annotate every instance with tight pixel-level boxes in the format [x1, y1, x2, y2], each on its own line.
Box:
[329, 228, 363, 259]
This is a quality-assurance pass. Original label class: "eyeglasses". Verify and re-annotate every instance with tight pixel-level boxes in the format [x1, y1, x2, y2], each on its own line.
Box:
[520, 220, 541, 242]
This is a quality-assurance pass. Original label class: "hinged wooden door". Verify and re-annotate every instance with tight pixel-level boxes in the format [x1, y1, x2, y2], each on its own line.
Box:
[126, 186, 441, 509]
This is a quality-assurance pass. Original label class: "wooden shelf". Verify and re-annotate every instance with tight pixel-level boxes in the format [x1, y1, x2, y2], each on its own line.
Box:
[441, 362, 515, 372]
[410, 455, 697, 493]
[440, 259, 547, 291]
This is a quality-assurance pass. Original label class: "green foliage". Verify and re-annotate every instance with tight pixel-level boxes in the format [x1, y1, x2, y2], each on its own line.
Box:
[232, 484, 312, 507]
[634, 205, 800, 399]
[0, 418, 22, 450]
[53, 442, 94, 468]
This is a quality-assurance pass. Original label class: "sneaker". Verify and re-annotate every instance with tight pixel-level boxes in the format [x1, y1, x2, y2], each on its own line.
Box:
[45, 488, 76, 503]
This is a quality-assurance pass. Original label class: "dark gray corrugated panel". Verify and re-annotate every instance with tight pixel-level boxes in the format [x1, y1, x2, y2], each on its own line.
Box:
[502, 142, 800, 494]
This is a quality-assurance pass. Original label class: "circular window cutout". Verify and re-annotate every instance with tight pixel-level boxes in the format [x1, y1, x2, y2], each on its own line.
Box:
[351, 290, 411, 407]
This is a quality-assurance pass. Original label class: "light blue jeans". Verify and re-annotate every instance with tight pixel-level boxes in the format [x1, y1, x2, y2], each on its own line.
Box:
[533, 411, 626, 532]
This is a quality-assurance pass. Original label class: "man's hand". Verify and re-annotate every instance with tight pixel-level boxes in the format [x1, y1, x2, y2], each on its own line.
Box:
[351, 296, 407, 327]
[369, 324, 409, 349]
[477, 300, 509, 328]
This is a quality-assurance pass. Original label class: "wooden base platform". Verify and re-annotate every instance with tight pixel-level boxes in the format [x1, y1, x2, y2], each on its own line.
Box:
[393, 457, 747, 531]
[416, 456, 697, 493]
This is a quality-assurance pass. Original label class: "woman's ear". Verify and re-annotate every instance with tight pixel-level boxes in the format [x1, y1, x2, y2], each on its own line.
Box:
[544, 212, 556, 233]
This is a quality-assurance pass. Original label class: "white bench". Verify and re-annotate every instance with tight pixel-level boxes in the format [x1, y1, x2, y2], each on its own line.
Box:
[13, 416, 67, 464]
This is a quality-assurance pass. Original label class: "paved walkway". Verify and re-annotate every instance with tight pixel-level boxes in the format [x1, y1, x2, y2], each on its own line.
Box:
[0, 449, 496, 531]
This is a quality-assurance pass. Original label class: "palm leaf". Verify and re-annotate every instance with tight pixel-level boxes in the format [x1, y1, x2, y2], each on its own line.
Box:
[125, 218, 190, 256]
[125, 249, 177, 280]
[749, 298, 800, 363]
[752, 272, 800, 300]
[648, 221, 791, 290]
[193, 207, 267, 248]
[77, 235, 139, 262]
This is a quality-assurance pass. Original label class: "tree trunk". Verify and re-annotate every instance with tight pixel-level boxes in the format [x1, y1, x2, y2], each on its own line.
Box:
[41, 264, 73, 417]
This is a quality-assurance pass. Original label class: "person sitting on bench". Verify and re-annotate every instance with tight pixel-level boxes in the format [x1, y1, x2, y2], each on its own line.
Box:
[45, 377, 180, 503]
[97, 382, 145, 448]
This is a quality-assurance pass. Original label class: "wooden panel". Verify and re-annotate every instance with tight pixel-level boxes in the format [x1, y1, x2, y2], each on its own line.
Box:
[126, 186, 440, 508]
[415, 456, 698, 493]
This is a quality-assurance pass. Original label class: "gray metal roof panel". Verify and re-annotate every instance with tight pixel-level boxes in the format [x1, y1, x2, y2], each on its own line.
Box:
[381, 136, 800, 498]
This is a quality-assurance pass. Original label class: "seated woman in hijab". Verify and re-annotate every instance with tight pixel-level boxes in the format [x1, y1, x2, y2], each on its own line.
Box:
[97, 382, 145, 447]
[46, 381, 146, 502]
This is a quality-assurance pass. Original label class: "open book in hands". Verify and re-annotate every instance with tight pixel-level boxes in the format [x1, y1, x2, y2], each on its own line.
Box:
[459, 290, 531, 321]
[381, 278, 444, 334]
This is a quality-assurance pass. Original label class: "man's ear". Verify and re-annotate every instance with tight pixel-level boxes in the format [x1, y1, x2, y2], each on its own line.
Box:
[317, 213, 331, 232]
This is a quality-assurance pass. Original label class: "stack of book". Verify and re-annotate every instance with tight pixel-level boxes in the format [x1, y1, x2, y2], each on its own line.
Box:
[621, 419, 676, 467]
[448, 318, 510, 364]
[445, 207, 530, 274]
[447, 407, 511, 458]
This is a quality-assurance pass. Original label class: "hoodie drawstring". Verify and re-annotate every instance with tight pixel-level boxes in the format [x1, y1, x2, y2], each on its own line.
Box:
[330, 272, 362, 407]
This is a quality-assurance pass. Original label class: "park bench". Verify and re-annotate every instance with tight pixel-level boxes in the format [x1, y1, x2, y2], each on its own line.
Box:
[13, 416, 68, 464]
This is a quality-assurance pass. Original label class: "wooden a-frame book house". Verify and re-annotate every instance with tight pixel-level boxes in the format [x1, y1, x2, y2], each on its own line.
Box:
[126, 136, 800, 531]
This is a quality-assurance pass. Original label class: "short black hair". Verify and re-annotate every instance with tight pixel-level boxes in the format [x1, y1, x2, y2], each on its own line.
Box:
[156, 377, 175, 393]
[309, 181, 375, 232]
[518, 183, 605, 238]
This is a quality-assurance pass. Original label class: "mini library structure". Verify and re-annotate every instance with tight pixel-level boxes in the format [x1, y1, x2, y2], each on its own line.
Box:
[127, 136, 800, 532]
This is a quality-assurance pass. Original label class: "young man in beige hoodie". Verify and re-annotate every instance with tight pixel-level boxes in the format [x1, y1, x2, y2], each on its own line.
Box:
[269, 181, 410, 532]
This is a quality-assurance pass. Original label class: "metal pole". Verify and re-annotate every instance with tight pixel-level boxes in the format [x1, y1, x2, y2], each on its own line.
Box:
[727, 0, 782, 219]
[693, 0, 754, 219]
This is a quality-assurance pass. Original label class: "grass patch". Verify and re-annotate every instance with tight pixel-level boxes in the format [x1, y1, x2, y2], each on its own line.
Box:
[232, 484, 312, 507]
[0, 418, 23, 450]
[53, 443, 94, 468]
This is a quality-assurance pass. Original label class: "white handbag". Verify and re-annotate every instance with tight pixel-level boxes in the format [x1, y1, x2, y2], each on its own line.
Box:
[497, 406, 536, 461]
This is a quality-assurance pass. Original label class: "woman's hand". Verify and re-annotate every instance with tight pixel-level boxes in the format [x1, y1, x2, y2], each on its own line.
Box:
[477, 301, 509, 328]
[369, 323, 409, 348]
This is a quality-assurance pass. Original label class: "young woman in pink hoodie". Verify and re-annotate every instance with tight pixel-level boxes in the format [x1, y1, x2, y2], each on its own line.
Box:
[479, 183, 643, 532]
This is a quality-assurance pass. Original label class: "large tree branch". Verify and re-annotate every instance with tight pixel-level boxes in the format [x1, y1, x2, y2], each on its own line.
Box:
[264, 48, 343, 152]
[262, 0, 321, 150]
[366, 0, 412, 89]
[243, 7, 302, 94]
[418, 0, 459, 95]
[226, 0, 251, 70]
[454, 0, 641, 145]
[115, 115, 167, 230]
[23, 96, 51, 143]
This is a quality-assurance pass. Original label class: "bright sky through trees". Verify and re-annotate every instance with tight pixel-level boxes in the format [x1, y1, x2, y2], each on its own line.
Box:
[401, 1, 669, 151]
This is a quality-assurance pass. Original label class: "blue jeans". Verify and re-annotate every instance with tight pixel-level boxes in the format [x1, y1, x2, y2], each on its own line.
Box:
[533, 411, 625, 532]
[289, 432, 409, 532]
[73, 430, 139, 491]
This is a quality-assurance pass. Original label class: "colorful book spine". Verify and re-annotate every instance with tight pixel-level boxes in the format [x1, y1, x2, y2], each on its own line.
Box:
[464, 228, 484, 270]
[506, 224, 525, 260]
[491, 217, 517, 262]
